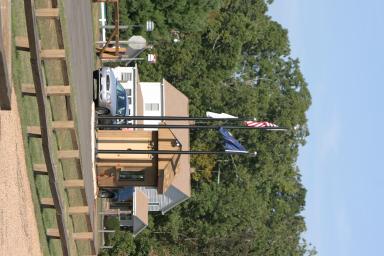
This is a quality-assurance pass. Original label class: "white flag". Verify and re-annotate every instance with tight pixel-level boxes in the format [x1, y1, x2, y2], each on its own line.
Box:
[206, 111, 237, 119]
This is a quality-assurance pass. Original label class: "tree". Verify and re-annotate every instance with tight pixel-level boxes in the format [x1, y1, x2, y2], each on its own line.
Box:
[108, 0, 314, 254]
[101, 231, 136, 256]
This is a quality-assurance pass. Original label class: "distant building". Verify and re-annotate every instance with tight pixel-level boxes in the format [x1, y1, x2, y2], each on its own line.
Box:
[97, 67, 190, 235]
[111, 66, 166, 125]
[111, 66, 136, 117]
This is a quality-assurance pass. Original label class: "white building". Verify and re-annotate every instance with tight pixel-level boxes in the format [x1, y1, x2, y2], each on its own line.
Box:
[112, 66, 136, 117]
[139, 82, 164, 127]
[112, 66, 165, 128]
[98, 66, 191, 235]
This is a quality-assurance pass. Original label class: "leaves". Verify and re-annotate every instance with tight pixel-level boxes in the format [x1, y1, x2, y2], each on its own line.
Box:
[103, 0, 315, 255]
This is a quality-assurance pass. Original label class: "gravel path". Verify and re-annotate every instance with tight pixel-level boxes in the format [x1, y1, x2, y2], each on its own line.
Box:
[0, 94, 42, 256]
[0, 0, 42, 255]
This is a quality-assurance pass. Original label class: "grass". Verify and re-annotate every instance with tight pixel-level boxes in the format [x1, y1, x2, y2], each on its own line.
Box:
[92, 2, 101, 68]
[35, 0, 94, 254]
[11, 0, 96, 254]
[11, 0, 60, 255]
[97, 198, 109, 252]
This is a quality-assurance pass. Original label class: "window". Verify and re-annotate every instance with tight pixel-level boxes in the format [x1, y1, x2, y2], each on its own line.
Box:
[106, 75, 110, 90]
[121, 72, 132, 82]
[127, 97, 132, 105]
[145, 103, 160, 111]
[120, 214, 132, 221]
[116, 83, 127, 115]
[119, 170, 145, 181]
[126, 89, 132, 96]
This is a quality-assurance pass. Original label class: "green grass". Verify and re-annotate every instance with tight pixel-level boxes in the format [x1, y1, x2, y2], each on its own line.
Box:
[11, 0, 59, 254]
[96, 197, 109, 254]
[92, 2, 101, 68]
[35, 0, 93, 254]
[12, 0, 96, 254]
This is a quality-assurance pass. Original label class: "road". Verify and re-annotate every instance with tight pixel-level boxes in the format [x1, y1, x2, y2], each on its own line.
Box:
[63, 0, 96, 226]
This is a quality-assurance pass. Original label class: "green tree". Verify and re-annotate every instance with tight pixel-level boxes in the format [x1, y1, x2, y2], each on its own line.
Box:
[101, 231, 136, 256]
[107, 0, 315, 255]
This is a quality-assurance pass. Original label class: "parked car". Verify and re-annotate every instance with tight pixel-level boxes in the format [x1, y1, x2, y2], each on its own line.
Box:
[98, 189, 116, 199]
[93, 67, 129, 117]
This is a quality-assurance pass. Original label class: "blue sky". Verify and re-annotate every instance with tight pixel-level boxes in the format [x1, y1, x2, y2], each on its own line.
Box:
[269, 1, 384, 255]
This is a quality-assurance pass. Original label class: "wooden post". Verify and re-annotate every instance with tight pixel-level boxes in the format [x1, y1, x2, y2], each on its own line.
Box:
[40, 197, 55, 207]
[68, 206, 89, 215]
[96, 0, 121, 59]
[33, 164, 48, 174]
[27, 126, 42, 137]
[24, 1, 72, 253]
[46, 86, 71, 96]
[22, 84, 71, 96]
[64, 179, 85, 188]
[15, 36, 30, 51]
[0, 11, 11, 110]
[98, 230, 115, 233]
[115, 1, 119, 54]
[41, 49, 66, 59]
[52, 121, 75, 129]
[98, 208, 122, 216]
[35, 8, 59, 18]
[58, 150, 80, 159]
[73, 232, 94, 240]
[46, 228, 61, 238]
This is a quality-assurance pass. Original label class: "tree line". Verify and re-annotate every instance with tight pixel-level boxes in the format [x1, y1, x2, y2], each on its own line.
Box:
[102, 0, 316, 255]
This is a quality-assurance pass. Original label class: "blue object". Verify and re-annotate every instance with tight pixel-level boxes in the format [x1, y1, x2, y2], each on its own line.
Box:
[116, 187, 134, 202]
[219, 127, 247, 153]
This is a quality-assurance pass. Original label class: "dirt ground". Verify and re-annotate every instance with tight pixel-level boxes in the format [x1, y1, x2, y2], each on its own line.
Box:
[0, 0, 42, 255]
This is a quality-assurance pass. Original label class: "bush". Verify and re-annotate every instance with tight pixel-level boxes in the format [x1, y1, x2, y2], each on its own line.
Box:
[105, 216, 120, 231]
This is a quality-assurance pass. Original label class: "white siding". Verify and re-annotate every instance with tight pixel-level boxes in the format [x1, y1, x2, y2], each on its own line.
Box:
[136, 186, 188, 213]
[112, 67, 135, 90]
[139, 82, 163, 129]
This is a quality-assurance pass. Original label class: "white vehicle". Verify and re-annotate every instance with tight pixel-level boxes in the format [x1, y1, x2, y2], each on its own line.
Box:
[93, 67, 129, 117]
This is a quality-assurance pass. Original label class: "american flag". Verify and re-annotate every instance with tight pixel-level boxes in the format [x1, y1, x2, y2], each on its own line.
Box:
[244, 121, 278, 128]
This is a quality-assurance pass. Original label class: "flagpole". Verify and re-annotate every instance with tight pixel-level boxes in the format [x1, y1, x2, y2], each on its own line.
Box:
[97, 115, 248, 121]
[96, 149, 253, 155]
[96, 123, 286, 131]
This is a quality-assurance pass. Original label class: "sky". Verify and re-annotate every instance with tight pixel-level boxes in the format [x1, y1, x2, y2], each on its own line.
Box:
[268, 1, 384, 255]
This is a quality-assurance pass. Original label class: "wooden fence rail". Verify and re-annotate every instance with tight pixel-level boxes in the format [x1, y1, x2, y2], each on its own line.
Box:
[23, 0, 71, 254]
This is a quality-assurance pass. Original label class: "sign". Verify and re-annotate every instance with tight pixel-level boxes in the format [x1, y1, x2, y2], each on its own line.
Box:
[147, 54, 157, 64]
[127, 36, 147, 50]
[146, 20, 155, 32]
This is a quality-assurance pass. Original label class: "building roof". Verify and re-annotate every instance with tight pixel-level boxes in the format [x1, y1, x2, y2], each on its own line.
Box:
[135, 79, 191, 214]
[157, 128, 182, 193]
[133, 190, 148, 235]
[132, 78, 191, 214]
[163, 79, 191, 198]
[135, 78, 190, 197]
